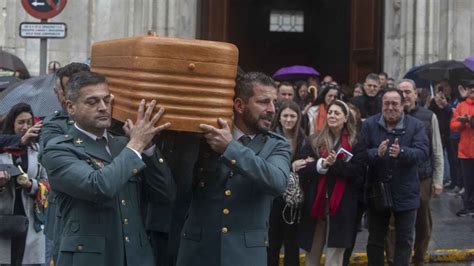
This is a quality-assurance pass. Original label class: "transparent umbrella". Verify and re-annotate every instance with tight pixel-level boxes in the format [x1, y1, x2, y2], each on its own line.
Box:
[0, 74, 60, 117]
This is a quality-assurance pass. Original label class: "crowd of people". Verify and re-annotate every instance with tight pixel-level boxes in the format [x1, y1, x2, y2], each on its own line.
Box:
[0, 62, 472, 266]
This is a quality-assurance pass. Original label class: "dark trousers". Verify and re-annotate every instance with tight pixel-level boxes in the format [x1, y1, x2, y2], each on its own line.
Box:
[460, 159, 474, 210]
[150, 231, 169, 266]
[447, 139, 462, 187]
[366, 208, 416, 266]
[267, 197, 300, 266]
[342, 201, 366, 266]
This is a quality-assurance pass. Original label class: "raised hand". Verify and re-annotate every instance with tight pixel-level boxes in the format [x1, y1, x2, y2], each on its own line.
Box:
[323, 150, 337, 168]
[378, 139, 390, 157]
[0, 170, 10, 187]
[199, 118, 233, 154]
[126, 100, 171, 154]
[20, 120, 42, 145]
[389, 138, 400, 158]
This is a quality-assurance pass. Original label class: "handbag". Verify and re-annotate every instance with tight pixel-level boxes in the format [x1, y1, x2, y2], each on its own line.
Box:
[0, 215, 29, 237]
[282, 171, 304, 224]
[366, 181, 394, 211]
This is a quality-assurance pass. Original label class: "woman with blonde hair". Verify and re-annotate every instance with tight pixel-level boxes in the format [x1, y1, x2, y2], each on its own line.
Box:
[296, 100, 367, 266]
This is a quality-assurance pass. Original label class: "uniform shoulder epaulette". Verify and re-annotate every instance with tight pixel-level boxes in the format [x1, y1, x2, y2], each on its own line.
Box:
[267, 131, 287, 141]
[47, 134, 74, 146]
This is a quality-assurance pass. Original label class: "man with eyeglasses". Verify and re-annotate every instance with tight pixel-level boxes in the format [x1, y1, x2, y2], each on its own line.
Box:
[351, 73, 383, 119]
[359, 88, 429, 266]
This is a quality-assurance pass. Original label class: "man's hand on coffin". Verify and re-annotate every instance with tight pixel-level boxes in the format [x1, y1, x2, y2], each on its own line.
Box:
[126, 99, 171, 154]
[200, 118, 232, 154]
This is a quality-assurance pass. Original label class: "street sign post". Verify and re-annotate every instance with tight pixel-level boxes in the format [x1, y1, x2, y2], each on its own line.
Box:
[20, 22, 67, 39]
[21, 0, 68, 75]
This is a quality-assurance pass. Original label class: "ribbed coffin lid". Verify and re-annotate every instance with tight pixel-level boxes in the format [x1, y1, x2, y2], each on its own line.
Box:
[91, 36, 239, 66]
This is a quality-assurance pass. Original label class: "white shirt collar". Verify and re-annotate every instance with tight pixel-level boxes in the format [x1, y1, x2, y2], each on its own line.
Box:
[232, 125, 256, 141]
[74, 123, 108, 142]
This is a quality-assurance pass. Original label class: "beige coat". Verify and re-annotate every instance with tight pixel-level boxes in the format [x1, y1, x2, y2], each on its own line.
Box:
[0, 144, 46, 264]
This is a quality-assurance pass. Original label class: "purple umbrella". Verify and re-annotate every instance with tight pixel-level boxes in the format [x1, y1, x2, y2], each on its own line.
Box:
[272, 65, 320, 81]
[463, 56, 474, 72]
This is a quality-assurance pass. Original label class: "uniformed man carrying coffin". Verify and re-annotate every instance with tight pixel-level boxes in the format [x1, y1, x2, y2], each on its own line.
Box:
[176, 72, 291, 266]
[42, 71, 176, 266]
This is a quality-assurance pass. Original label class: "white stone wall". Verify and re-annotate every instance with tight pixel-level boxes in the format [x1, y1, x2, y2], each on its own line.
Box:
[0, 0, 197, 76]
[384, 0, 474, 80]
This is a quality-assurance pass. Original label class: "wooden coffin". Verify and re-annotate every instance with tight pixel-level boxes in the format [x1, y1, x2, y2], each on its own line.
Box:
[90, 34, 238, 133]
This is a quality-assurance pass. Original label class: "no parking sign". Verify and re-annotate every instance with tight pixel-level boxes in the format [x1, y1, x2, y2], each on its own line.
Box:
[21, 0, 67, 20]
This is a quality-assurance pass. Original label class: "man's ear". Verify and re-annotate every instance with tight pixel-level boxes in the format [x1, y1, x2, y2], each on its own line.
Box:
[65, 100, 75, 117]
[233, 98, 246, 115]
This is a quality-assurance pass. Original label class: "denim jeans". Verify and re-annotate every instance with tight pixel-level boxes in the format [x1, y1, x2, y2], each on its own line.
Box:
[366, 208, 417, 266]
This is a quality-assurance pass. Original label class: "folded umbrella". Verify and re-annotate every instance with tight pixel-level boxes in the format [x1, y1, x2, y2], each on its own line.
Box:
[272, 65, 320, 81]
[0, 74, 61, 117]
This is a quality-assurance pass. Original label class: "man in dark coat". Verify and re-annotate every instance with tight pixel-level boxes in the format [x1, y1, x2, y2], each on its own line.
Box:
[351, 73, 383, 119]
[42, 72, 176, 266]
[176, 72, 291, 266]
[359, 88, 429, 266]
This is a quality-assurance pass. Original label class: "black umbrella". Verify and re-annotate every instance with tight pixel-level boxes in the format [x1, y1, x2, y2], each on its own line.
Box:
[0, 76, 20, 91]
[0, 74, 61, 117]
[403, 64, 432, 88]
[0, 49, 30, 79]
[413, 60, 474, 83]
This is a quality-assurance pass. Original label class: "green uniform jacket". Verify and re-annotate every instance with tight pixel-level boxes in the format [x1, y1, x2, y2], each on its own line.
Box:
[42, 126, 176, 266]
[39, 109, 74, 250]
[176, 132, 291, 266]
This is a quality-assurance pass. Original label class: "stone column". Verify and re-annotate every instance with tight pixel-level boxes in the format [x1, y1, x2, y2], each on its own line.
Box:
[383, 0, 474, 81]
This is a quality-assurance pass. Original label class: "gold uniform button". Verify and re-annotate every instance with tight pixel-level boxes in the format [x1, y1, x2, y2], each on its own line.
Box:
[230, 160, 236, 165]
[125, 236, 130, 242]
[121, 200, 126, 206]
[158, 158, 164, 163]
[225, 190, 232, 196]
[76, 244, 84, 251]
[124, 218, 129, 224]
[221, 227, 228, 233]
[132, 169, 138, 174]
[264, 240, 269, 246]
[223, 208, 230, 215]
[199, 181, 205, 187]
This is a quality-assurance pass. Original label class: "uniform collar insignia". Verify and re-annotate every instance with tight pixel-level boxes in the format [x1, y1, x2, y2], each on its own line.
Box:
[75, 138, 84, 144]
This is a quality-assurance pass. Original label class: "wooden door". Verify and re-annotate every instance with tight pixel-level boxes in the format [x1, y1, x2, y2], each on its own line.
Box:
[348, 0, 383, 85]
[199, 0, 230, 41]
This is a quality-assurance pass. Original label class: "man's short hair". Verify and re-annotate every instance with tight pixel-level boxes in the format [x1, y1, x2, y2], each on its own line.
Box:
[234, 72, 276, 102]
[378, 72, 388, 78]
[381, 87, 404, 102]
[397, 79, 417, 91]
[365, 73, 380, 83]
[57, 63, 91, 91]
[66, 71, 107, 102]
[277, 81, 293, 91]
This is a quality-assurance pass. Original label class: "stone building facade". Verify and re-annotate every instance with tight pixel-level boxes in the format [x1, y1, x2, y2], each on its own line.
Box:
[1, 0, 474, 81]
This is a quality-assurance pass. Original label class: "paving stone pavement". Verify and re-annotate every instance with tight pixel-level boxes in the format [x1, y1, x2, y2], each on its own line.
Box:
[353, 190, 474, 252]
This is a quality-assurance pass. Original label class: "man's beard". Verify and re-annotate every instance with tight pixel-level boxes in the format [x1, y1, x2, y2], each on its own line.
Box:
[243, 108, 273, 133]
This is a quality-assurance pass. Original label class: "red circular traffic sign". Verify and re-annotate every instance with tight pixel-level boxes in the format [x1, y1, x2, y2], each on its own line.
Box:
[21, 0, 67, 20]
